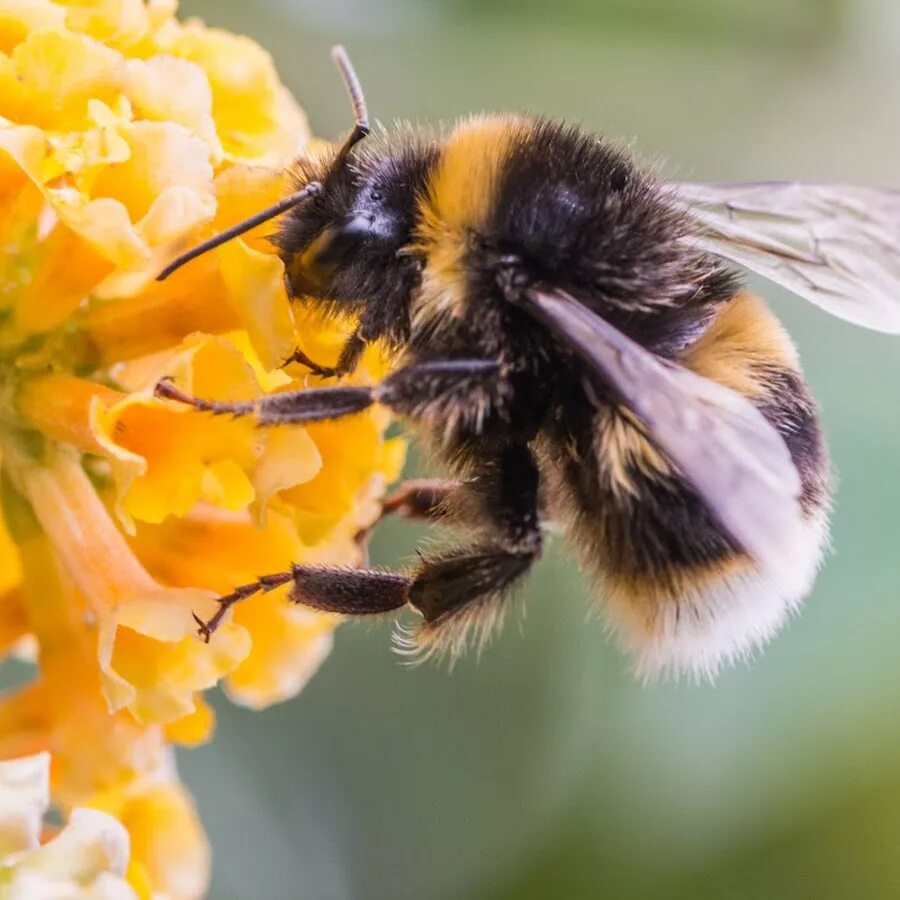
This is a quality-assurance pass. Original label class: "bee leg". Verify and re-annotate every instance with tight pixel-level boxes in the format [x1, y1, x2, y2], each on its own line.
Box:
[402, 445, 542, 660]
[154, 358, 500, 425]
[279, 346, 337, 377]
[193, 447, 539, 646]
[353, 478, 460, 565]
[380, 479, 458, 521]
[355, 478, 458, 542]
[193, 566, 413, 641]
[331, 329, 367, 376]
[281, 329, 368, 378]
[193, 571, 295, 641]
[402, 547, 539, 660]
[154, 377, 375, 422]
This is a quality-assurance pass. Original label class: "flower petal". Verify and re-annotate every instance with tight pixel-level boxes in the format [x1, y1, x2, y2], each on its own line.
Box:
[86, 119, 215, 249]
[227, 592, 336, 710]
[92, 337, 263, 526]
[15, 806, 131, 884]
[62, 0, 151, 51]
[0, 1, 66, 54]
[169, 23, 308, 164]
[127, 506, 341, 708]
[163, 696, 213, 748]
[91, 761, 209, 900]
[124, 55, 221, 162]
[1, 28, 124, 130]
[0, 751, 50, 856]
[81, 250, 239, 363]
[9, 444, 249, 726]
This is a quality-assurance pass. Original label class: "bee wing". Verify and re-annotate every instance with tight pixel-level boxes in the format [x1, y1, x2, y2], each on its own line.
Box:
[673, 181, 900, 334]
[522, 286, 803, 572]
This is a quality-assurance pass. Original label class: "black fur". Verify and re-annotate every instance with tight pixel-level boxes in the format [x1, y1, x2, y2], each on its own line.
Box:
[409, 549, 534, 623]
[408, 444, 542, 627]
[478, 120, 739, 356]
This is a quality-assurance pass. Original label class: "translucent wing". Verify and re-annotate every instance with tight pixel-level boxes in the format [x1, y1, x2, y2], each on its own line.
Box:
[521, 286, 804, 573]
[674, 181, 900, 334]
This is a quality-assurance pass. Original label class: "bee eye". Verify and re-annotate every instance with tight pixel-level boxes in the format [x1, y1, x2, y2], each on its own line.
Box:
[288, 212, 375, 296]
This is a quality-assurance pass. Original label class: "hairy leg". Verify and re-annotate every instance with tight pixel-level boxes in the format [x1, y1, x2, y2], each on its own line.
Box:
[195, 567, 413, 642]
[402, 444, 542, 661]
[353, 479, 460, 557]
[280, 345, 337, 377]
[158, 358, 505, 639]
[380, 479, 458, 520]
[191, 446, 541, 653]
[281, 328, 368, 378]
[362, 479, 463, 539]
[155, 358, 500, 424]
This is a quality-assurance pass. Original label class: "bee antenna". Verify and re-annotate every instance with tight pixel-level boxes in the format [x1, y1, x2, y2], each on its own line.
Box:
[331, 44, 370, 158]
[157, 47, 367, 283]
[156, 182, 322, 281]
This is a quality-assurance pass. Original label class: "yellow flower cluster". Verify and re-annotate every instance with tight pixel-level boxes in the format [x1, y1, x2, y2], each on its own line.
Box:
[0, 752, 139, 899]
[0, 2, 404, 897]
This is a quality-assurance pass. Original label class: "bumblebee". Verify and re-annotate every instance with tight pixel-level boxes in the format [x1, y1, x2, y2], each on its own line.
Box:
[157, 48, 900, 678]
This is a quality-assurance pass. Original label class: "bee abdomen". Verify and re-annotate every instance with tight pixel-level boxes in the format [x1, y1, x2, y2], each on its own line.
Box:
[542, 291, 831, 680]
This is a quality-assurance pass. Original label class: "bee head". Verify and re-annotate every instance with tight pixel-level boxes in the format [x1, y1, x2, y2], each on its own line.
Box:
[278, 198, 378, 303]
[274, 143, 430, 315]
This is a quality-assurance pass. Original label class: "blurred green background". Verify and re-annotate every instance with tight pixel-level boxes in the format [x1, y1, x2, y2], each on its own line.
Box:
[178, 1, 900, 897]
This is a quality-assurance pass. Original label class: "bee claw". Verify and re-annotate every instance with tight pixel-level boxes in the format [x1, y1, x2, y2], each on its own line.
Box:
[153, 376, 178, 400]
[280, 347, 337, 377]
[192, 611, 212, 643]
